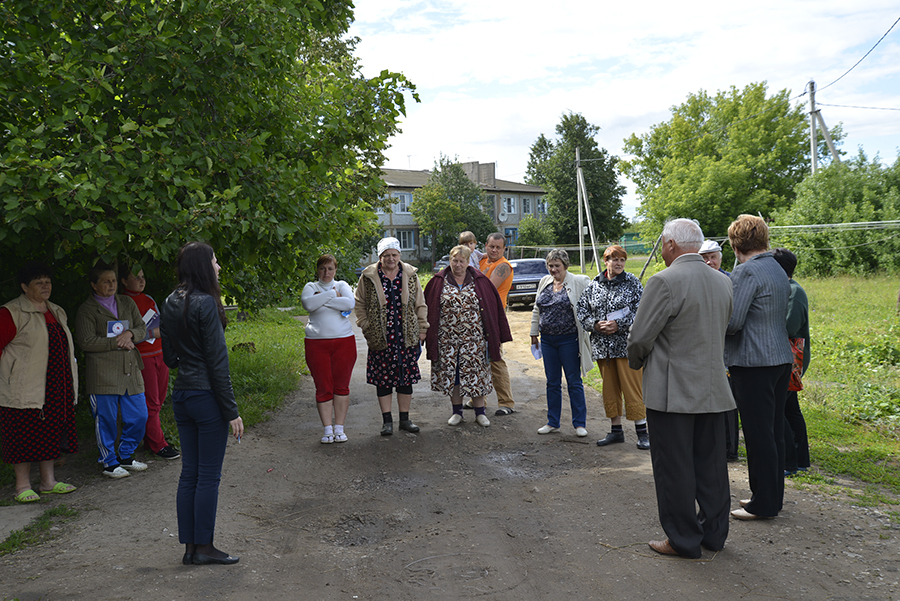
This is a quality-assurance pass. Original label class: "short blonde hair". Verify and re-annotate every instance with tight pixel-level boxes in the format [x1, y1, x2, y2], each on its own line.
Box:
[545, 248, 570, 268]
[728, 214, 769, 254]
[603, 245, 627, 261]
[458, 231, 476, 244]
[449, 245, 472, 260]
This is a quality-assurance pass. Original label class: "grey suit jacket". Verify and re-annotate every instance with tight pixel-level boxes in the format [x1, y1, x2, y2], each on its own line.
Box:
[626, 253, 735, 414]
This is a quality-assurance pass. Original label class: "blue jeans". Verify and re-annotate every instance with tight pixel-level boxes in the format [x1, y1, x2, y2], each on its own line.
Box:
[541, 332, 586, 428]
[173, 390, 229, 545]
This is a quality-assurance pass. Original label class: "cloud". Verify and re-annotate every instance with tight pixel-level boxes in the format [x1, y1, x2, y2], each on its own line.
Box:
[351, 2, 900, 216]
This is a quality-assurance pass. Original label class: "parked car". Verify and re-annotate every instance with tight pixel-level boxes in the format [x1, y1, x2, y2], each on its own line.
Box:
[432, 255, 450, 273]
[507, 258, 549, 307]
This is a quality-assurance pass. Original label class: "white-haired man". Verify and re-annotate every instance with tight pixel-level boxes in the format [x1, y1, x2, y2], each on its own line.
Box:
[627, 219, 735, 558]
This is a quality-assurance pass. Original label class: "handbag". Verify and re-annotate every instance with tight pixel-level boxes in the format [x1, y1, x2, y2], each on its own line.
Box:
[788, 337, 804, 392]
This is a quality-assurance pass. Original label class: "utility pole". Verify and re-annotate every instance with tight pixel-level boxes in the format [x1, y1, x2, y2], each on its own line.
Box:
[575, 147, 601, 273]
[808, 80, 842, 175]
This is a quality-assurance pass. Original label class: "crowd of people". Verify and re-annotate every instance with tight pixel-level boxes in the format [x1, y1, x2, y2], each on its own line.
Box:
[1, 217, 812, 563]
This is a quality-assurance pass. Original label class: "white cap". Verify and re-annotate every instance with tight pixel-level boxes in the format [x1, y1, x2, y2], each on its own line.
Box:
[699, 240, 722, 254]
[377, 237, 401, 257]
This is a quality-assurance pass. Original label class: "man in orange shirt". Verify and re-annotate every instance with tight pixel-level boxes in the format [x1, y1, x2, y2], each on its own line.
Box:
[473, 233, 516, 415]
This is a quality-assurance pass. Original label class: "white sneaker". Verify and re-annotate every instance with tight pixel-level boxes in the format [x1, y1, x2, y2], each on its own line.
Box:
[575, 427, 588, 437]
[448, 413, 464, 426]
[120, 459, 148, 472]
[476, 414, 490, 427]
[537, 425, 559, 434]
[103, 466, 130, 479]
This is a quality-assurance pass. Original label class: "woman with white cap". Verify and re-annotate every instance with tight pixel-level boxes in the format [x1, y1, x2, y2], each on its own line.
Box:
[355, 237, 429, 436]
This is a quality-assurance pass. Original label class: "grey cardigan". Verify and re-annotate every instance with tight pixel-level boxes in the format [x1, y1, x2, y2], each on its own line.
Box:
[725, 252, 792, 368]
[75, 294, 147, 395]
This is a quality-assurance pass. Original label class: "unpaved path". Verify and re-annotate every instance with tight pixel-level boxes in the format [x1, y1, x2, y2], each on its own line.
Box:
[2, 308, 900, 600]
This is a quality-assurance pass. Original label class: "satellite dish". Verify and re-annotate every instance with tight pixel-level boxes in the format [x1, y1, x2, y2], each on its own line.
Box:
[498, 207, 508, 222]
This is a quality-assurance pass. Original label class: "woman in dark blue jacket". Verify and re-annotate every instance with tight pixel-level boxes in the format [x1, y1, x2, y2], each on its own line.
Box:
[161, 242, 243, 566]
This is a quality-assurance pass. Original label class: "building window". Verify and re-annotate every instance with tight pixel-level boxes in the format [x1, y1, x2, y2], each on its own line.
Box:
[503, 196, 517, 214]
[485, 194, 496, 221]
[505, 227, 518, 246]
[392, 192, 413, 214]
[537, 198, 547, 214]
[398, 229, 416, 250]
[522, 196, 533, 214]
[422, 234, 432, 251]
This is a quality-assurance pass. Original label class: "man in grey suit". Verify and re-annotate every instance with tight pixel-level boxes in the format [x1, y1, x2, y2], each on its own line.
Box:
[627, 219, 736, 558]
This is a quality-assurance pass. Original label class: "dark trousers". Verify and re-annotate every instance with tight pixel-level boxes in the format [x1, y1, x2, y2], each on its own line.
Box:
[646, 408, 731, 559]
[730, 364, 791, 517]
[783, 390, 810, 471]
[173, 390, 229, 545]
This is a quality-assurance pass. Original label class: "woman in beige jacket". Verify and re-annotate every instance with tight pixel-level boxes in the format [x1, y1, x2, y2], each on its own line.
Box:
[530, 249, 593, 437]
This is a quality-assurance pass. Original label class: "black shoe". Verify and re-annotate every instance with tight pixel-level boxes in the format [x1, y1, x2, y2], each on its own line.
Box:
[193, 552, 239, 565]
[636, 433, 650, 450]
[381, 422, 393, 436]
[596, 430, 625, 446]
[156, 445, 181, 460]
[726, 453, 739, 462]
[182, 553, 194, 565]
[398, 419, 420, 433]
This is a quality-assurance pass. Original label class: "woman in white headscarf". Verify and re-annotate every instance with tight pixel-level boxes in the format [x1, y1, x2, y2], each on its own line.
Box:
[355, 237, 429, 436]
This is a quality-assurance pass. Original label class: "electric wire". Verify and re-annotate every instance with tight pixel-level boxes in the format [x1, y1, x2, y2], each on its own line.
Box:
[818, 15, 900, 93]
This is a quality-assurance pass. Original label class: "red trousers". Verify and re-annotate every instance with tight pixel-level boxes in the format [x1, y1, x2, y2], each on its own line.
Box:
[141, 353, 171, 452]
[304, 336, 357, 402]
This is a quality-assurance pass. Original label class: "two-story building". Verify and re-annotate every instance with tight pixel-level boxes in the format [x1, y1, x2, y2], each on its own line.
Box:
[375, 161, 547, 265]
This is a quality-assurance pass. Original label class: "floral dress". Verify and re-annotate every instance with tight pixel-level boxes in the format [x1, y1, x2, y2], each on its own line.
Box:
[0, 311, 77, 464]
[365, 267, 421, 387]
[430, 280, 492, 396]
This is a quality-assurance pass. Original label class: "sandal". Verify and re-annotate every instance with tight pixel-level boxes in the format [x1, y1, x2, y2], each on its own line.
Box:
[320, 434, 334, 444]
[494, 407, 515, 416]
[40, 482, 77, 494]
[15, 489, 40, 503]
[334, 432, 348, 443]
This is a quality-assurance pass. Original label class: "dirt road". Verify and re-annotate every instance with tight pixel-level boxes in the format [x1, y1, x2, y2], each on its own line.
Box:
[2, 308, 899, 600]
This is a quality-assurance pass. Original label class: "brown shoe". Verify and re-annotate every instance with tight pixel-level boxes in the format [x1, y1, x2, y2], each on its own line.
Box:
[648, 539, 681, 556]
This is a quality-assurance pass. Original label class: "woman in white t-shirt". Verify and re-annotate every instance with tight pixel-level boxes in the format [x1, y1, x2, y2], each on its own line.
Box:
[301, 254, 357, 443]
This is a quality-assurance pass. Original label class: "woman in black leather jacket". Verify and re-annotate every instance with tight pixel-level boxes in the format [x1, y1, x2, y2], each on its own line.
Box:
[161, 242, 244, 566]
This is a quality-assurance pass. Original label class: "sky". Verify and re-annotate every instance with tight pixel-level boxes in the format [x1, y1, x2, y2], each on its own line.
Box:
[348, 1, 900, 219]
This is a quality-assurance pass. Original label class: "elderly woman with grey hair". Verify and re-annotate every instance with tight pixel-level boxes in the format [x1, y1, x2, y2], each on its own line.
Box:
[530, 249, 593, 436]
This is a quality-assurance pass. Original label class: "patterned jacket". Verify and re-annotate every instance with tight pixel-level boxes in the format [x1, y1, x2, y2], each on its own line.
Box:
[354, 262, 428, 352]
[576, 271, 643, 361]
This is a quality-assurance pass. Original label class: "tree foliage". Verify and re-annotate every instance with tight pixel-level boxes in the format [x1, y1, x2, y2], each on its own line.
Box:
[773, 152, 900, 276]
[516, 215, 554, 247]
[0, 0, 415, 308]
[526, 113, 626, 244]
[410, 156, 495, 262]
[621, 82, 841, 243]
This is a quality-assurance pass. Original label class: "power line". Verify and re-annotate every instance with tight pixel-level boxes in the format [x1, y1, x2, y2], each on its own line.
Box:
[818, 15, 900, 93]
[818, 102, 900, 112]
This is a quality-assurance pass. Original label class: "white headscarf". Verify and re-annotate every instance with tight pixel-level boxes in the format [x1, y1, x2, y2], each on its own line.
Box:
[377, 237, 401, 257]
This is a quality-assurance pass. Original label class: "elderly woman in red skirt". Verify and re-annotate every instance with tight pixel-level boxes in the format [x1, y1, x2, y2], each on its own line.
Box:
[0, 262, 78, 502]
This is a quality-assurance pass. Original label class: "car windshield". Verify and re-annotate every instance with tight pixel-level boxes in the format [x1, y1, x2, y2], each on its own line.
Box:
[511, 261, 548, 275]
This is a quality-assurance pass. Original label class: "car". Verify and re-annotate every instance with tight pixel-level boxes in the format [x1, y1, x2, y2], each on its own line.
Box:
[506, 258, 549, 307]
[432, 255, 450, 273]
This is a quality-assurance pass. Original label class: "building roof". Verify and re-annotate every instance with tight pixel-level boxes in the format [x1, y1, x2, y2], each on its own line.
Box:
[380, 167, 545, 195]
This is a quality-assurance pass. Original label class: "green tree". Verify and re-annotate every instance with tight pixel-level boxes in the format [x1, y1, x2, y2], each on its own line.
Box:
[410, 156, 495, 262]
[621, 82, 840, 242]
[0, 0, 415, 308]
[516, 215, 554, 247]
[773, 152, 900, 276]
[526, 113, 626, 244]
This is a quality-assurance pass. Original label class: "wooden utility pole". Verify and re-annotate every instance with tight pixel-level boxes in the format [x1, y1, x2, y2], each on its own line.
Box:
[808, 80, 842, 174]
[575, 148, 601, 273]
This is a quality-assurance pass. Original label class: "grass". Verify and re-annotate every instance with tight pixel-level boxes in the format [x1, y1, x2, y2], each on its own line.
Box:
[0, 504, 78, 557]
